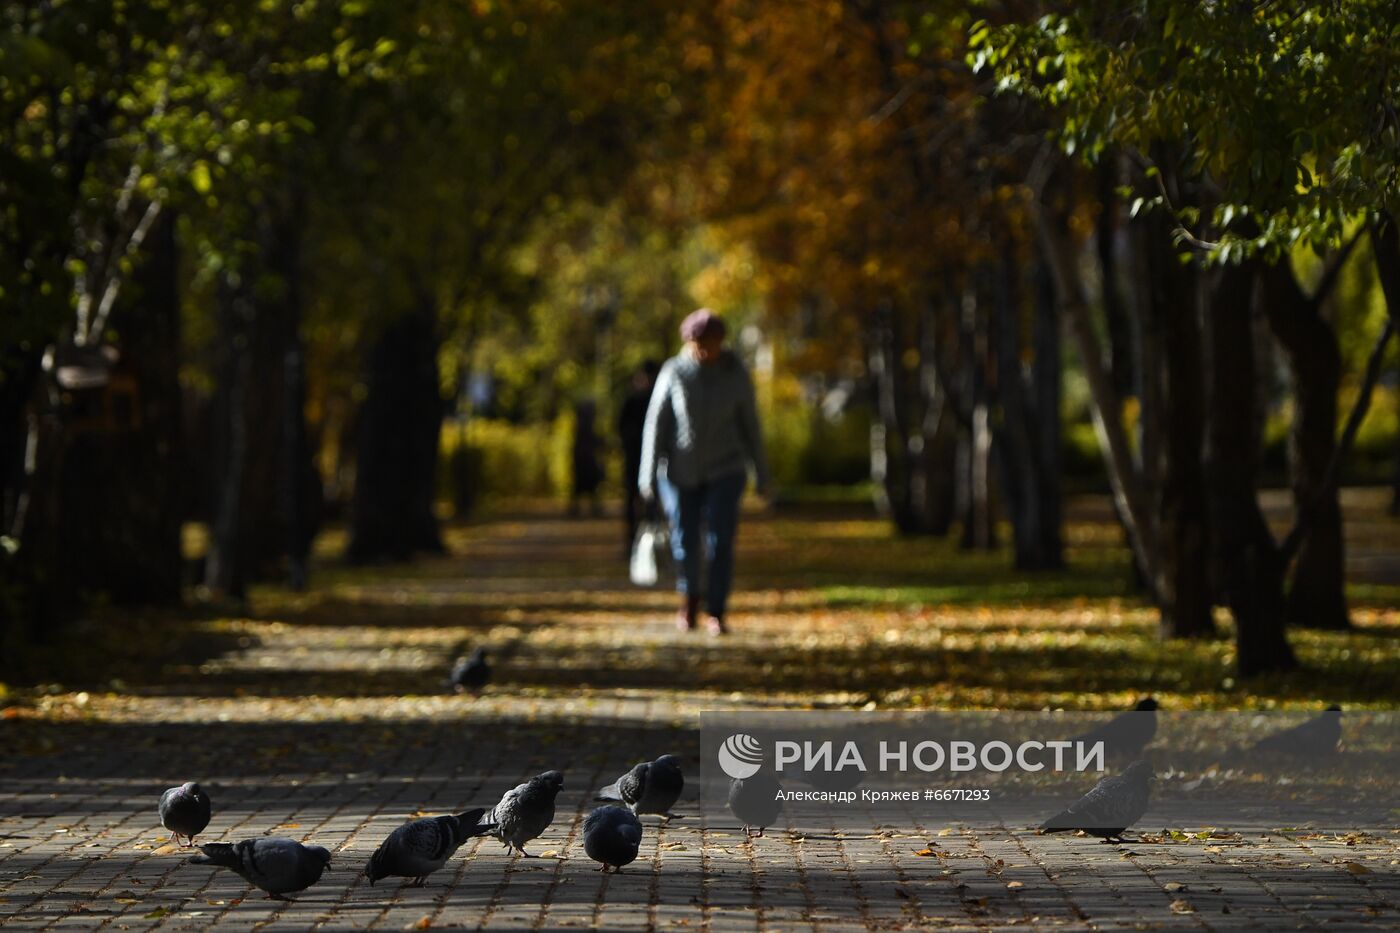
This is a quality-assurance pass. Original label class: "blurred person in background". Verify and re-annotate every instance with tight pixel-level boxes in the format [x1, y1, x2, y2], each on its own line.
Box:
[570, 398, 603, 517]
[640, 309, 769, 635]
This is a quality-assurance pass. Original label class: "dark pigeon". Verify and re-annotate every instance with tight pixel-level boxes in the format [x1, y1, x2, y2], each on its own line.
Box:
[727, 772, 784, 837]
[448, 647, 491, 695]
[1071, 698, 1158, 761]
[582, 805, 643, 873]
[487, 770, 564, 856]
[366, 807, 495, 886]
[1251, 705, 1342, 757]
[158, 782, 212, 848]
[189, 837, 331, 899]
[1040, 760, 1154, 843]
[595, 754, 684, 818]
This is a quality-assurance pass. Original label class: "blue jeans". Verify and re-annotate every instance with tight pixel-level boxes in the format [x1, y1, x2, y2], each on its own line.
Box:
[657, 470, 746, 619]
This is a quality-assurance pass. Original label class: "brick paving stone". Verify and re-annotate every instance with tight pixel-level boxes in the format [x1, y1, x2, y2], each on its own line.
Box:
[4, 514, 1400, 930]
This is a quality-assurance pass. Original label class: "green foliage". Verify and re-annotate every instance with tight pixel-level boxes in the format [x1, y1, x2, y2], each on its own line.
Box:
[972, 1, 1400, 260]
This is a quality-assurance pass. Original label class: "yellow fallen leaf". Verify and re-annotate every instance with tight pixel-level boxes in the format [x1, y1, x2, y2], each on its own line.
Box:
[913, 848, 936, 857]
[1344, 862, 1371, 875]
[1006, 881, 1024, 889]
[1170, 899, 1194, 914]
[1164, 882, 1187, 893]
[410, 915, 433, 929]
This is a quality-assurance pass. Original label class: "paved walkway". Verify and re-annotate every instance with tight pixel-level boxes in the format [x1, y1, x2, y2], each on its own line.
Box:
[2, 511, 1398, 930]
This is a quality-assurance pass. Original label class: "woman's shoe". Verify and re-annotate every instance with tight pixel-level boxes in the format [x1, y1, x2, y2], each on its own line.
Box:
[677, 594, 700, 631]
[705, 615, 727, 637]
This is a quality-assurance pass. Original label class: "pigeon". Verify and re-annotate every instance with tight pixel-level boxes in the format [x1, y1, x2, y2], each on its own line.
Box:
[582, 805, 643, 873]
[485, 770, 564, 856]
[1039, 760, 1154, 843]
[1071, 698, 1158, 761]
[365, 807, 496, 886]
[447, 647, 491, 694]
[189, 837, 332, 899]
[1250, 705, 1342, 757]
[595, 754, 684, 818]
[727, 772, 784, 837]
[158, 782, 212, 847]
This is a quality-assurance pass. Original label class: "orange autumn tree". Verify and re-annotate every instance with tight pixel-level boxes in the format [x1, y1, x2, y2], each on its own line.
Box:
[681, 0, 1063, 566]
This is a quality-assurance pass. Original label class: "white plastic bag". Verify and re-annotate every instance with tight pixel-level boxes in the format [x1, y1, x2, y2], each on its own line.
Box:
[629, 520, 666, 587]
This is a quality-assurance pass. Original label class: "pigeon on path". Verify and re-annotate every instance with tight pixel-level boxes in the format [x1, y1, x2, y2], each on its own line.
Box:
[366, 807, 496, 886]
[727, 772, 784, 837]
[158, 782, 211, 847]
[582, 805, 643, 873]
[447, 647, 491, 694]
[1039, 760, 1154, 843]
[485, 770, 564, 856]
[595, 754, 684, 818]
[1251, 705, 1342, 757]
[1071, 698, 1158, 760]
[189, 837, 332, 899]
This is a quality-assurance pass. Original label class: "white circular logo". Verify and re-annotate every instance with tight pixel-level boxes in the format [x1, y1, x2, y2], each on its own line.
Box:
[717, 733, 764, 779]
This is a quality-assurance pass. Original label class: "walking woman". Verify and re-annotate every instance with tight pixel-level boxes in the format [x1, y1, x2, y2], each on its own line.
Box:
[639, 309, 769, 635]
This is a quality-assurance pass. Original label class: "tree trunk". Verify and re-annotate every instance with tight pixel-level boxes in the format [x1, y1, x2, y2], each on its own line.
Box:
[1259, 260, 1349, 630]
[995, 250, 1063, 569]
[868, 304, 955, 536]
[1140, 211, 1215, 639]
[348, 300, 446, 562]
[1095, 157, 1136, 398]
[1034, 188, 1157, 589]
[1205, 260, 1297, 676]
[204, 192, 311, 597]
[959, 284, 996, 551]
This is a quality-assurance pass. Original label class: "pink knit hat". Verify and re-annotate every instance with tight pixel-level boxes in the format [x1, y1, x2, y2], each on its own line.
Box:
[679, 308, 726, 342]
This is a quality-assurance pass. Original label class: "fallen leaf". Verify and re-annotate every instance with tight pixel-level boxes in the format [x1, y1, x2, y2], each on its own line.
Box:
[1169, 899, 1194, 914]
[144, 906, 172, 919]
[913, 848, 936, 857]
[1163, 882, 1187, 893]
[1344, 862, 1371, 876]
[1007, 881, 1024, 889]
[409, 916, 432, 930]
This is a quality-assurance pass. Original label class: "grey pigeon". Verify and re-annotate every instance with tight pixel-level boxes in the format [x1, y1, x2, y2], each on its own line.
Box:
[366, 807, 495, 886]
[158, 781, 211, 847]
[1039, 760, 1154, 843]
[595, 754, 684, 817]
[1071, 698, 1158, 760]
[189, 837, 331, 899]
[1251, 705, 1342, 757]
[582, 805, 643, 873]
[727, 772, 784, 837]
[448, 647, 491, 694]
[486, 770, 564, 856]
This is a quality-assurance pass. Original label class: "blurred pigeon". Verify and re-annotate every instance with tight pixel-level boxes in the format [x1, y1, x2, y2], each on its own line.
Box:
[595, 754, 684, 818]
[1251, 705, 1342, 757]
[1071, 698, 1158, 760]
[727, 772, 784, 837]
[582, 805, 643, 873]
[189, 837, 331, 899]
[486, 770, 564, 856]
[1039, 760, 1154, 843]
[158, 781, 211, 847]
[447, 647, 491, 694]
[366, 807, 495, 886]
